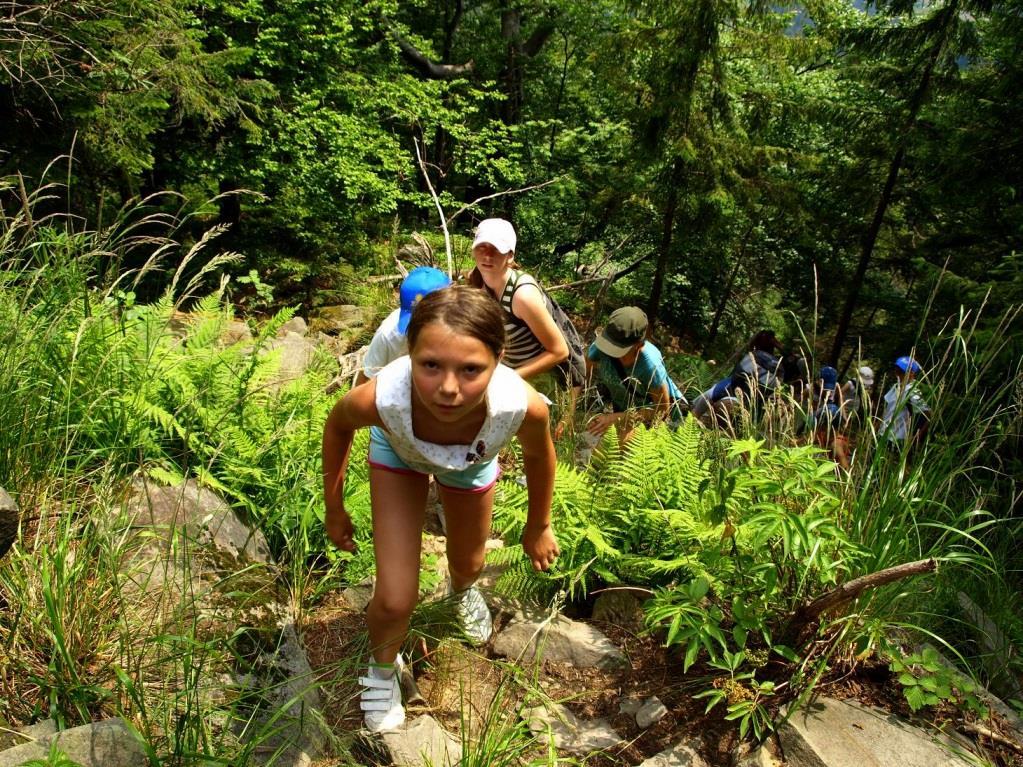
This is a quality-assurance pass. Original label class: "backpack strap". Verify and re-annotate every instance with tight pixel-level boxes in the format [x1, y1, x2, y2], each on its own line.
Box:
[504, 269, 545, 319]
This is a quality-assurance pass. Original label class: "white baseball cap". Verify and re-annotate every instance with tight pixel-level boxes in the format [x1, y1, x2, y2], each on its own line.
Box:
[472, 218, 516, 255]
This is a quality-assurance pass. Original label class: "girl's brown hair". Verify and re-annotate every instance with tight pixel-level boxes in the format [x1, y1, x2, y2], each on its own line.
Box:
[407, 285, 506, 359]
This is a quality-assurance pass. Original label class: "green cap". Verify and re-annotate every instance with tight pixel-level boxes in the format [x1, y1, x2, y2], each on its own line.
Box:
[596, 306, 648, 358]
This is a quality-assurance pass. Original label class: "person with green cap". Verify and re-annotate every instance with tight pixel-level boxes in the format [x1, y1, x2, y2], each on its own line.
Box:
[584, 306, 686, 439]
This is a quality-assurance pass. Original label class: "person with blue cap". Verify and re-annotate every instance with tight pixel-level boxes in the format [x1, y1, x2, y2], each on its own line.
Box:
[812, 365, 850, 469]
[880, 355, 930, 447]
[357, 266, 451, 384]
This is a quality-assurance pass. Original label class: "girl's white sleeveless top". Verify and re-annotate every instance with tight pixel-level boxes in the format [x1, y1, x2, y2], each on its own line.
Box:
[375, 357, 528, 474]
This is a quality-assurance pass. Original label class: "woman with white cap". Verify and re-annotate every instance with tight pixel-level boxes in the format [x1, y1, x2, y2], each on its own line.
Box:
[468, 218, 570, 387]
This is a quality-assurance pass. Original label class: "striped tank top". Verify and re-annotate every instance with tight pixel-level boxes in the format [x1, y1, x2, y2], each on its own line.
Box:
[494, 270, 547, 370]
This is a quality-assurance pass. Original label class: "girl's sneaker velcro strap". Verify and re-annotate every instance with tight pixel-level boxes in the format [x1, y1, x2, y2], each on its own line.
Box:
[359, 676, 398, 710]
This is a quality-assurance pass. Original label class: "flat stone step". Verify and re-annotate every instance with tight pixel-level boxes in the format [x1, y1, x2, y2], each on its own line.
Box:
[780, 698, 977, 767]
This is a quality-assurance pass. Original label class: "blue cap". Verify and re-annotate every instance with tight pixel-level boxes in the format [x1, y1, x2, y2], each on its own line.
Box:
[894, 356, 922, 375]
[397, 267, 451, 334]
[819, 366, 838, 389]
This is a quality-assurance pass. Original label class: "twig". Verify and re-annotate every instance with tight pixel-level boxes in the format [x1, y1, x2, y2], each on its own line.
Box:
[412, 137, 453, 277]
[366, 273, 404, 284]
[961, 721, 1023, 754]
[444, 178, 564, 226]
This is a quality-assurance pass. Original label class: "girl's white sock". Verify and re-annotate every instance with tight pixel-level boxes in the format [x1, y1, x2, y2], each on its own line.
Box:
[367, 655, 396, 680]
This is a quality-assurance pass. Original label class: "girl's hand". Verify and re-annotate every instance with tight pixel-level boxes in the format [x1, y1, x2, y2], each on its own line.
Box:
[587, 412, 621, 437]
[522, 523, 560, 571]
[325, 508, 357, 552]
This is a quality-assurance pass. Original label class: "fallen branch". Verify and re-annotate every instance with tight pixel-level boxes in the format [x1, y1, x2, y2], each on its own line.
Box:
[783, 559, 937, 645]
[366, 273, 403, 284]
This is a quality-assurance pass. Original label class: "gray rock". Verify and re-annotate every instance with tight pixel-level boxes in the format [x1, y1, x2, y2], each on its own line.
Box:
[636, 696, 668, 728]
[492, 612, 628, 670]
[619, 696, 644, 717]
[309, 304, 373, 336]
[221, 319, 253, 346]
[0, 486, 17, 558]
[267, 332, 320, 386]
[592, 590, 646, 631]
[0, 718, 146, 767]
[397, 234, 435, 264]
[278, 316, 308, 337]
[379, 715, 462, 767]
[780, 698, 977, 767]
[342, 578, 375, 612]
[125, 478, 272, 565]
[736, 746, 783, 767]
[637, 740, 708, 767]
[120, 479, 325, 767]
[522, 703, 623, 755]
[957, 592, 1023, 703]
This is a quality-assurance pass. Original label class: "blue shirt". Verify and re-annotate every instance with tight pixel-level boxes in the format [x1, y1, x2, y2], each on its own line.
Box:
[587, 341, 684, 412]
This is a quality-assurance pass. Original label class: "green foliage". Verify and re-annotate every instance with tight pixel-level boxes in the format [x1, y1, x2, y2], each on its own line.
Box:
[890, 647, 986, 717]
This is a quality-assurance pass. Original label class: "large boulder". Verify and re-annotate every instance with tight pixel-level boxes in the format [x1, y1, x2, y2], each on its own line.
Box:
[378, 715, 462, 767]
[0, 486, 17, 558]
[0, 718, 145, 767]
[119, 478, 326, 766]
[308, 304, 374, 337]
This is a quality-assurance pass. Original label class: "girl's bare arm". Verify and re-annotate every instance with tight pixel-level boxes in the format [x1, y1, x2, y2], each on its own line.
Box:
[322, 380, 383, 551]
[517, 387, 560, 570]
[511, 284, 570, 379]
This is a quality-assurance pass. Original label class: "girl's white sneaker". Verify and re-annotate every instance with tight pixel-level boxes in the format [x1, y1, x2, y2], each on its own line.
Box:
[360, 654, 405, 732]
[455, 584, 493, 644]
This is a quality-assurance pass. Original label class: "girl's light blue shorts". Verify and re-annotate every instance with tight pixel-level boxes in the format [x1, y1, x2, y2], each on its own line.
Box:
[367, 426, 500, 493]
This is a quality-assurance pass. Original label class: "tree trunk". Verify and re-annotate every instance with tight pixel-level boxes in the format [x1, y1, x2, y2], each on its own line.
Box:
[646, 162, 681, 328]
[500, 4, 523, 126]
[705, 231, 750, 351]
[829, 5, 955, 364]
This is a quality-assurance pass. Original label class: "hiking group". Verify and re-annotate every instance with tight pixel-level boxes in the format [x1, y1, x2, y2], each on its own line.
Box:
[322, 217, 930, 731]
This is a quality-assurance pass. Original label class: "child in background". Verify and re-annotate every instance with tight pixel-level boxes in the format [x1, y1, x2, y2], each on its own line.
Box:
[468, 218, 570, 387]
[880, 356, 930, 448]
[322, 286, 559, 732]
[584, 306, 687, 441]
[812, 365, 850, 469]
[356, 266, 451, 384]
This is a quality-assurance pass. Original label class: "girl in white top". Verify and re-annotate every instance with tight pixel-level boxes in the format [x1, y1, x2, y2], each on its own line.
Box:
[322, 285, 559, 732]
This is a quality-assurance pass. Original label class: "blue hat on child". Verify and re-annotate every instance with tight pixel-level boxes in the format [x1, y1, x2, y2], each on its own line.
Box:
[819, 366, 838, 389]
[398, 267, 451, 334]
[894, 356, 922, 375]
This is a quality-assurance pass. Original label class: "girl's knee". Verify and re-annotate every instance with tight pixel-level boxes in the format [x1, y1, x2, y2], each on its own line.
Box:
[369, 590, 418, 622]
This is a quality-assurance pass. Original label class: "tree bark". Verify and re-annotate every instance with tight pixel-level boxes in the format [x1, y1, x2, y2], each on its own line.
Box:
[646, 162, 681, 328]
[828, 4, 956, 364]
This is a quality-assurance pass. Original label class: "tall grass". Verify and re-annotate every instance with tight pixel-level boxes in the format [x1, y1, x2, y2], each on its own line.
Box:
[0, 170, 360, 764]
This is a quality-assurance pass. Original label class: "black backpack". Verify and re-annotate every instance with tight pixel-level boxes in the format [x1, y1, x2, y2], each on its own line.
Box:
[507, 272, 588, 388]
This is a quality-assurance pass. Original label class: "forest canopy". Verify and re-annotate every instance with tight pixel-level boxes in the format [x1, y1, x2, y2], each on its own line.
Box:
[1, 0, 1021, 366]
